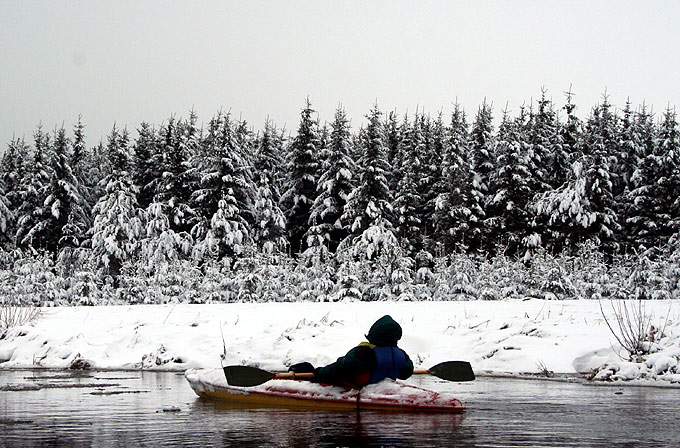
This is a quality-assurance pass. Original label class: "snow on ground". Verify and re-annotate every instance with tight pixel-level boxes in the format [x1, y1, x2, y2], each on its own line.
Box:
[1, 300, 679, 384]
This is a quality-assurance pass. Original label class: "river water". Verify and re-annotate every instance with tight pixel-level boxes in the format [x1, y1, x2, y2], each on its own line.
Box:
[0, 369, 678, 447]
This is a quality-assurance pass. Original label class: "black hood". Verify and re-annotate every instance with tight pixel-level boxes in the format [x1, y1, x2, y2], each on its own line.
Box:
[366, 315, 402, 347]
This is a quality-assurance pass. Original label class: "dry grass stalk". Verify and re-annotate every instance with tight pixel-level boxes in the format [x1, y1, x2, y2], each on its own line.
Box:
[0, 304, 41, 333]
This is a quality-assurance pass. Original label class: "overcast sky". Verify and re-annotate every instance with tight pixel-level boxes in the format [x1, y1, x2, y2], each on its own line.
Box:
[2, 1, 679, 147]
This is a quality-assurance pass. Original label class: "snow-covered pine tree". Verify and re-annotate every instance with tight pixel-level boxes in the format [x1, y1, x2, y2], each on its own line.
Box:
[142, 201, 193, 269]
[532, 87, 586, 252]
[393, 112, 425, 256]
[253, 178, 287, 255]
[80, 138, 108, 215]
[466, 101, 495, 253]
[190, 112, 224, 240]
[191, 112, 255, 260]
[254, 118, 286, 202]
[14, 125, 51, 250]
[132, 121, 161, 210]
[532, 160, 587, 254]
[196, 195, 251, 261]
[627, 109, 680, 250]
[335, 105, 412, 299]
[71, 115, 87, 181]
[487, 108, 534, 256]
[581, 97, 621, 254]
[234, 117, 259, 232]
[617, 100, 644, 193]
[654, 107, 680, 241]
[155, 116, 197, 235]
[535, 99, 620, 255]
[469, 101, 495, 181]
[90, 125, 143, 278]
[0, 176, 11, 249]
[384, 110, 401, 194]
[616, 101, 648, 251]
[433, 103, 472, 253]
[280, 98, 321, 255]
[340, 104, 394, 247]
[560, 87, 583, 166]
[391, 113, 412, 197]
[41, 127, 89, 250]
[0, 138, 30, 249]
[252, 118, 288, 253]
[307, 106, 356, 254]
[423, 112, 447, 249]
[531, 90, 565, 190]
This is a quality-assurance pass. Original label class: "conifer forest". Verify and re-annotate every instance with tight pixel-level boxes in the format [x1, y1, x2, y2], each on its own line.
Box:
[1, 92, 679, 305]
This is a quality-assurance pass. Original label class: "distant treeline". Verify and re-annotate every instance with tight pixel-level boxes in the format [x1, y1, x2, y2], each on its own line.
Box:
[1, 90, 679, 281]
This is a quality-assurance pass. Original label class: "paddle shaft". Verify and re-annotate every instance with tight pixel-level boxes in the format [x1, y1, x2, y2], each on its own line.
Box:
[224, 361, 474, 387]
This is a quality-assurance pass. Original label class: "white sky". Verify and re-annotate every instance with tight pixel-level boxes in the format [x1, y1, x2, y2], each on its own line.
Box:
[1, 1, 679, 147]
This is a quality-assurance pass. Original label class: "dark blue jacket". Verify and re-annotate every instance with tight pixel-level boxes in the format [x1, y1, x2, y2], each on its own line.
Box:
[314, 315, 414, 387]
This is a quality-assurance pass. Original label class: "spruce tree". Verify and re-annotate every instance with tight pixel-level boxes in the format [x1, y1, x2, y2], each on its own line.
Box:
[656, 108, 680, 238]
[536, 100, 620, 255]
[252, 119, 287, 253]
[80, 138, 109, 213]
[423, 112, 447, 247]
[433, 103, 471, 253]
[40, 127, 89, 250]
[90, 125, 143, 277]
[582, 97, 621, 254]
[341, 103, 393, 246]
[142, 201, 192, 268]
[393, 113, 425, 256]
[254, 118, 286, 201]
[132, 122, 161, 209]
[466, 101, 494, 253]
[280, 99, 321, 254]
[617, 100, 643, 192]
[616, 101, 648, 251]
[531, 90, 565, 190]
[0, 176, 11, 249]
[384, 110, 401, 194]
[191, 112, 255, 259]
[308, 106, 356, 254]
[487, 109, 533, 256]
[560, 88, 583, 165]
[15, 125, 51, 250]
[391, 113, 412, 196]
[155, 117, 197, 234]
[1, 138, 30, 248]
[71, 115, 87, 181]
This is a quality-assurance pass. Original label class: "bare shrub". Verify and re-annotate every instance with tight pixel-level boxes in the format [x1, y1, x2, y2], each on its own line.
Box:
[0, 304, 41, 335]
[599, 298, 670, 362]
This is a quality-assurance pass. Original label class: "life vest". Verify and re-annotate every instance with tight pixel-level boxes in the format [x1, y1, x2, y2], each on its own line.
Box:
[349, 342, 407, 387]
[368, 346, 406, 384]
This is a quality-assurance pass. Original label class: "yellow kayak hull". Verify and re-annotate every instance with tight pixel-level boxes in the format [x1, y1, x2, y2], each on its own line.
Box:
[186, 368, 465, 413]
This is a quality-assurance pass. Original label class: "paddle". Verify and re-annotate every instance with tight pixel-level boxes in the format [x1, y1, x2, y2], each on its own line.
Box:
[223, 361, 475, 387]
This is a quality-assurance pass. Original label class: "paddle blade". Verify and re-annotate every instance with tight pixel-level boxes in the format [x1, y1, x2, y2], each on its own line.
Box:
[224, 365, 276, 387]
[428, 361, 475, 382]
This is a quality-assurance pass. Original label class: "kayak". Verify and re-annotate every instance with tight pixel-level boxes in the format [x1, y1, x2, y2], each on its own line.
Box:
[185, 368, 465, 412]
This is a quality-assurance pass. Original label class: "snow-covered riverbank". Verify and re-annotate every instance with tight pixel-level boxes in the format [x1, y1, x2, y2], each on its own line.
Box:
[1, 300, 679, 384]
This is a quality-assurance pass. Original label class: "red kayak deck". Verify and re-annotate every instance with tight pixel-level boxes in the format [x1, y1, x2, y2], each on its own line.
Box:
[186, 368, 465, 412]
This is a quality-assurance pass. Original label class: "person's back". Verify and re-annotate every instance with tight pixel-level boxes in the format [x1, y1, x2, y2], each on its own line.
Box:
[290, 315, 414, 388]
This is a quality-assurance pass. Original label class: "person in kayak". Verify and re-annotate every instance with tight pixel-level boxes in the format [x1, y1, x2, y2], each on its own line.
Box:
[289, 315, 414, 388]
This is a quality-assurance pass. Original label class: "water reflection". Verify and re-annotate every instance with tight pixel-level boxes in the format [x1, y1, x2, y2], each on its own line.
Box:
[204, 401, 464, 447]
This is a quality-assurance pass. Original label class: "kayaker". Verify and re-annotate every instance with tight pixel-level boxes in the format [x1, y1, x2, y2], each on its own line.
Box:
[289, 315, 414, 388]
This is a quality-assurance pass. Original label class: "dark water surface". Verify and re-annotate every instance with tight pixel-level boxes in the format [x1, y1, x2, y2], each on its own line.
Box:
[0, 369, 678, 447]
